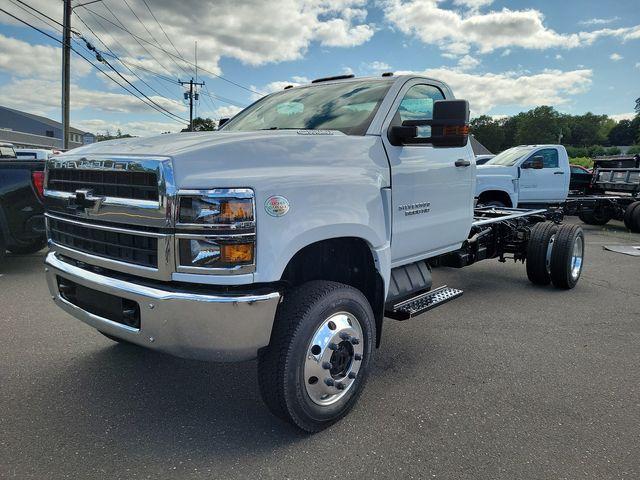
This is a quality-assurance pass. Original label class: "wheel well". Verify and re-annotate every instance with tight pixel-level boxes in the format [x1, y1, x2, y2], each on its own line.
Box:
[478, 190, 513, 207]
[281, 237, 385, 347]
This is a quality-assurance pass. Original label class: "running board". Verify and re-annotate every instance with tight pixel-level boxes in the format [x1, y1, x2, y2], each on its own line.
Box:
[385, 286, 463, 320]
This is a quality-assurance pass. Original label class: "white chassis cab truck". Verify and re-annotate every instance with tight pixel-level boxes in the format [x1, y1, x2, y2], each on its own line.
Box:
[476, 145, 571, 208]
[43, 74, 585, 432]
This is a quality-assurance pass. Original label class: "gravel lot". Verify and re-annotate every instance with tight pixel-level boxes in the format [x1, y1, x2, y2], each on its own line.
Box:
[1, 219, 639, 479]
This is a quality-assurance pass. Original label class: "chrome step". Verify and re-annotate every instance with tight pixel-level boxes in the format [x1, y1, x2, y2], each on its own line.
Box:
[385, 285, 463, 320]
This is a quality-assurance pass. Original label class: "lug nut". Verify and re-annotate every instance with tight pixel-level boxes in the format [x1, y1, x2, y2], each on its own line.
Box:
[335, 382, 346, 390]
[339, 332, 351, 341]
[351, 338, 360, 345]
[322, 361, 332, 370]
[328, 343, 339, 351]
[354, 353, 362, 361]
[324, 378, 335, 387]
[348, 372, 357, 379]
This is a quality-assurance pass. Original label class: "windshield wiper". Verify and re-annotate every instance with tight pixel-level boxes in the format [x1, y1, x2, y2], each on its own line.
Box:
[259, 127, 309, 130]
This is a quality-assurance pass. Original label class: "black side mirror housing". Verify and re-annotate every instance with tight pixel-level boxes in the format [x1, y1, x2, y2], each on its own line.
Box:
[523, 155, 544, 169]
[387, 99, 470, 147]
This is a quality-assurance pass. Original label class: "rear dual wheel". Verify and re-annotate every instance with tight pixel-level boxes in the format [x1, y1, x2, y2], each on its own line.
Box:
[258, 280, 375, 433]
[578, 208, 612, 226]
[623, 201, 640, 233]
[527, 222, 585, 289]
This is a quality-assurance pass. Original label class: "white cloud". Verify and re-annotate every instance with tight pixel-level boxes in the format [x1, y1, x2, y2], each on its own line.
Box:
[609, 113, 636, 122]
[0, 34, 91, 79]
[382, 0, 640, 55]
[555, 54, 563, 60]
[457, 55, 480, 71]
[0, 0, 375, 76]
[636, 62, 640, 69]
[579, 17, 620, 26]
[214, 105, 243, 119]
[364, 61, 392, 72]
[610, 53, 623, 61]
[500, 49, 511, 57]
[0, 78, 186, 117]
[395, 67, 593, 115]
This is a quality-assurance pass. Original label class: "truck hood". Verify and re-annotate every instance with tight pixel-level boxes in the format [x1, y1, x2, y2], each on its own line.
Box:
[476, 164, 516, 176]
[57, 130, 389, 189]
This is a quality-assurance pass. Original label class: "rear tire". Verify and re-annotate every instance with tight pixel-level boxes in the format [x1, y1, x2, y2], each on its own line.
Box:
[550, 224, 585, 289]
[0, 231, 6, 263]
[257, 280, 375, 432]
[7, 238, 47, 255]
[578, 209, 612, 226]
[526, 221, 559, 285]
[623, 202, 640, 233]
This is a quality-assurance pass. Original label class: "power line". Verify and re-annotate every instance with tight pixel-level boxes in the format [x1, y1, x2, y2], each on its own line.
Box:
[11, 0, 64, 27]
[0, 7, 188, 125]
[121, 0, 191, 77]
[74, 10, 176, 99]
[139, 0, 194, 76]
[79, 5, 263, 96]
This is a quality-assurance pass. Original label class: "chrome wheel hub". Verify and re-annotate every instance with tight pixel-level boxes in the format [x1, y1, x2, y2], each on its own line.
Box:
[304, 312, 364, 406]
[570, 235, 584, 280]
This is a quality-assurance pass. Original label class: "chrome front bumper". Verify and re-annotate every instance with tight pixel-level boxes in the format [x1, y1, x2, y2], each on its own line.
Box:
[45, 252, 281, 362]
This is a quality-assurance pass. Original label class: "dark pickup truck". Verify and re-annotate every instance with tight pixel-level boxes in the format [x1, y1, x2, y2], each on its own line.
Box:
[0, 142, 47, 261]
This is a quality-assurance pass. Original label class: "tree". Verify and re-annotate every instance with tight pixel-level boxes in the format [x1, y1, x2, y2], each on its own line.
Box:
[181, 117, 216, 132]
[514, 106, 563, 145]
[635, 96, 639, 114]
[469, 115, 505, 153]
[607, 119, 636, 145]
[563, 112, 611, 146]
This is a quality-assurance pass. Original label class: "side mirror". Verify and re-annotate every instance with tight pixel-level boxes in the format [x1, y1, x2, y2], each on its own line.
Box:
[523, 155, 544, 169]
[218, 118, 230, 128]
[387, 99, 469, 147]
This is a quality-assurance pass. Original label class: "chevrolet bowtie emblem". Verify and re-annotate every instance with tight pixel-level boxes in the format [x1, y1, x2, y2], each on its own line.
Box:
[67, 189, 103, 213]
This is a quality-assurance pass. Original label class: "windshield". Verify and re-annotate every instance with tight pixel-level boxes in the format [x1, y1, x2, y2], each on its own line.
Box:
[223, 80, 394, 136]
[485, 146, 535, 166]
[0, 146, 16, 159]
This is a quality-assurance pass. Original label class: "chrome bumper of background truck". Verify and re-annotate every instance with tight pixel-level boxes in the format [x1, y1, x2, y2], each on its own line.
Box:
[44, 252, 281, 362]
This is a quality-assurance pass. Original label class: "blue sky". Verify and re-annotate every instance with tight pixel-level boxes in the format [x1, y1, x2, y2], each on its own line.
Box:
[0, 0, 638, 136]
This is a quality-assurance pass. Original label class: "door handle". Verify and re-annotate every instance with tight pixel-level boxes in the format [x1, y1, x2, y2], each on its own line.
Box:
[554, 171, 564, 175]
[455, 159, 471, 167]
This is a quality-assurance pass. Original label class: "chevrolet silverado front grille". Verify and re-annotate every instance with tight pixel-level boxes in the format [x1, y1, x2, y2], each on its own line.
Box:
[48, 216, 158, 268]
[47, 168, 159, 201]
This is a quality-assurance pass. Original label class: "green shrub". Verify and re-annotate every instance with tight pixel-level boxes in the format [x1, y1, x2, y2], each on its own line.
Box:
[605, 146, 621, 155]
[628, 145, 640, 155]
[569, 157, 594, 168]
[587, 145, 606, 157]
[566, 146, 586, 158]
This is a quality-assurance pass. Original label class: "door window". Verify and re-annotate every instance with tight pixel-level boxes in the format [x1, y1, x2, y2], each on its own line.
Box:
[394, 84, 444, 138]
[536, 149, 559, 168]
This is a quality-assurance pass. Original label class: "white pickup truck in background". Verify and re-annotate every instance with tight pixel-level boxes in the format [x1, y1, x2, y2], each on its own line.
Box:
[476, 145, 570, 207]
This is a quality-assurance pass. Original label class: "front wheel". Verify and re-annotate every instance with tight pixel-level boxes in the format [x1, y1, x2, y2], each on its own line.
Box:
[258, 280, 375, 432]
[7, 238, 47, 255]
[578, 209, 612, 226]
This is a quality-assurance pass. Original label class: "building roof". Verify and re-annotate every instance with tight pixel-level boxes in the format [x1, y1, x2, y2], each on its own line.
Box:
[0, 105, 87, 135]
[0, 129, 82, 149]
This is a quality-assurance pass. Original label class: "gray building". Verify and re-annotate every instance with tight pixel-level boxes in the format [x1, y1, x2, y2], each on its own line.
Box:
[0, 105, 95, 150]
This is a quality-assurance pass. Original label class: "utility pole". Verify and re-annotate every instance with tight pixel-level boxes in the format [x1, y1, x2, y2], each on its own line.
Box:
[179, 78, 204, 131]
[62, 0, 72, 150]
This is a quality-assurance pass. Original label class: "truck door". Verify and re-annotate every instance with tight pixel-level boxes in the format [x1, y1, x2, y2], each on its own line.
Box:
[381, 82, 475, 265]
[518, 148, 566, 203]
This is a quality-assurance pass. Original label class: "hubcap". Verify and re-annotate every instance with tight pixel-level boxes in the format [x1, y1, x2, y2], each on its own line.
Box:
[304, 312, 364, 406]
[570, 235, 584, 280]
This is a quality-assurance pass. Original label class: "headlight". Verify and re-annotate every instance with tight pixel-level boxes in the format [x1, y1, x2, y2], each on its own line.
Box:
[176, 189, 256, 273]
[178, 190, 254, 226]
[178, 238, 254, 269]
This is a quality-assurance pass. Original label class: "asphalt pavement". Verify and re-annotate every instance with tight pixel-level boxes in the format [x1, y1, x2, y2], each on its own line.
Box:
[1, 219, 639, 479]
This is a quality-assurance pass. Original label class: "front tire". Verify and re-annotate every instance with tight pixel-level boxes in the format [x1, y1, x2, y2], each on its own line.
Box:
[550, 224, 585, 289]
[578, 209, 612, 226]
[258, 280, 375, 432]
[7, 238, 47, 255]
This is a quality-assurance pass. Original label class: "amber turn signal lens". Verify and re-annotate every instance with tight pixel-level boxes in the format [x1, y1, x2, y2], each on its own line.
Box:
[219, 200, 254, 223]
[220, 243, 254, 263]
